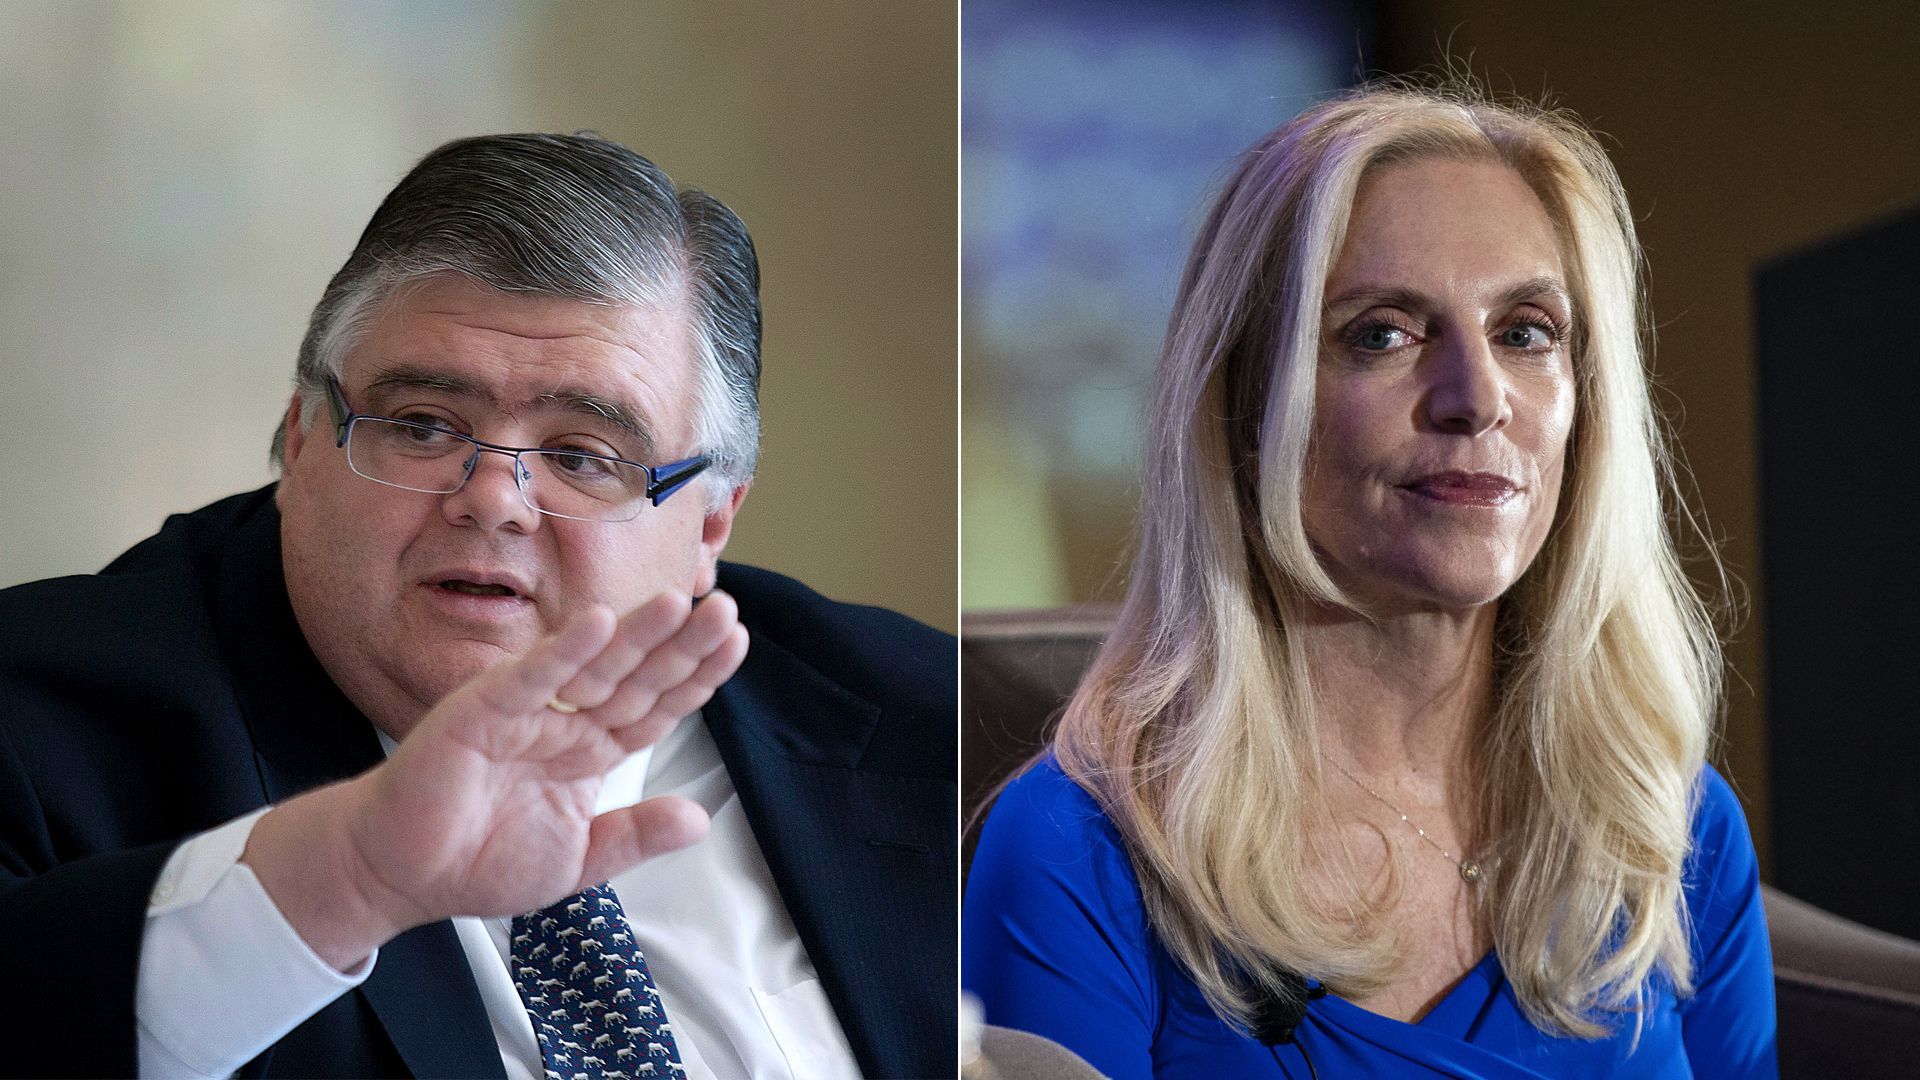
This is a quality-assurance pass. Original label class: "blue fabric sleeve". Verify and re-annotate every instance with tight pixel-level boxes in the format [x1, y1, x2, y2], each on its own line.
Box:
[964, 759, 1162, 1080]
[1679, 764, 1779, 1078]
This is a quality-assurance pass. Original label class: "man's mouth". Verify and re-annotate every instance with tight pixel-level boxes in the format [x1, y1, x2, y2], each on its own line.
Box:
[438, 579, 519, 597]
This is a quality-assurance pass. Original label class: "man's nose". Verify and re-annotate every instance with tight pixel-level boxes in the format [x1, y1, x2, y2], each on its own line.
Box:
[441, 448, 543, 533]
[1422, 329, 1511, 437]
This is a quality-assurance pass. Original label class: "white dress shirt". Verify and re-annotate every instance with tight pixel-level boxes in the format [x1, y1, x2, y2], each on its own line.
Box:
[135, 710, 860, 1079]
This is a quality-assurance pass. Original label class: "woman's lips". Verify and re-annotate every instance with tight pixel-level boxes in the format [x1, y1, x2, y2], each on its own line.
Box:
[1401, 472, 1519, 506]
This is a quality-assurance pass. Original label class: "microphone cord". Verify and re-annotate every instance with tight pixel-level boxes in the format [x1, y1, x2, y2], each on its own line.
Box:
[1296, 1040, 1320, 1080]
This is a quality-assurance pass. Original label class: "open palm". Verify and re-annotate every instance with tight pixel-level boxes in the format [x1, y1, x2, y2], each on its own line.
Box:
[342, 590, 747, 930]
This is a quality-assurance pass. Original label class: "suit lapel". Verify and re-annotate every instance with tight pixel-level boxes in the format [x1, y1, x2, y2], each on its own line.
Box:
[704, 631, 955, 1079]
[213, 495, 504, 1078]
[355, 922, 506, 1078]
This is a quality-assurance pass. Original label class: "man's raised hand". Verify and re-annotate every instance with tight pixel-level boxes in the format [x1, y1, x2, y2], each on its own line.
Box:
[243, 591, 748, 971]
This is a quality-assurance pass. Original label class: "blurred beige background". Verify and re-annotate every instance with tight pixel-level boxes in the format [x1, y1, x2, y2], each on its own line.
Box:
[0, 0, 956, 632]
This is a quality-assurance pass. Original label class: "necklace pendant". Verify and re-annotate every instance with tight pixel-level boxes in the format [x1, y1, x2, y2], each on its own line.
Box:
[1459, 860, 1482, 885]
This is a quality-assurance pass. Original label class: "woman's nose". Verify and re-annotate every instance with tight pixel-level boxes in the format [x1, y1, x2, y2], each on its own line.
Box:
[1423, 330, 1511, 436]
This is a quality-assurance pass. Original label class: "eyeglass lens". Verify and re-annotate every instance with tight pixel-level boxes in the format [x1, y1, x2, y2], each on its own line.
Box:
[344, 417, 651, 522]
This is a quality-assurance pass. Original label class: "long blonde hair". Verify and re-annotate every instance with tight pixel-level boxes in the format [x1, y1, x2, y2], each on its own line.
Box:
[1052, 81, 1723, 1038]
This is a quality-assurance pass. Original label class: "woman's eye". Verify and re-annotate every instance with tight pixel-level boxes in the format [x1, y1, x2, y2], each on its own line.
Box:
[1500, 323, 1555, 349]
[1350, 324, 1414, 351]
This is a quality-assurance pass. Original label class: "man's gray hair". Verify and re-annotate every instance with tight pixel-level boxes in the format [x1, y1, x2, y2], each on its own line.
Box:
[271, 133, 762, 502]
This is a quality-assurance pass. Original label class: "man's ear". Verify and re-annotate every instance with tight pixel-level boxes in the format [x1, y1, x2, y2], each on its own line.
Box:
[275, 395, 307, 511]
[282, 395, 312, 458]
[694, 482, 750, 596]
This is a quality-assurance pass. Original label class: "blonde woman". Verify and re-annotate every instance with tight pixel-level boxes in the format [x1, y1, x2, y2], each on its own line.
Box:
[963, 84, 1775, 1078]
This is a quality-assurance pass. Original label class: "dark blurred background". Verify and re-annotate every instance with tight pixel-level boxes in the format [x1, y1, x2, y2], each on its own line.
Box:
[962, 0, 1920, 921]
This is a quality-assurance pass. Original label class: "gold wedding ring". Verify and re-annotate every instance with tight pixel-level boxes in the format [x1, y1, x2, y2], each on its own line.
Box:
[547, 697, 583, 715]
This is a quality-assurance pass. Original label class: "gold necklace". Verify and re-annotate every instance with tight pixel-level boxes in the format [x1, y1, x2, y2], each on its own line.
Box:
[1327, 757, 1483, 885]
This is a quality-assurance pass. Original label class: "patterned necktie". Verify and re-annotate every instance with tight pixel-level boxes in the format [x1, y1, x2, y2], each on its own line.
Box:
[510, 881, 685, 1080]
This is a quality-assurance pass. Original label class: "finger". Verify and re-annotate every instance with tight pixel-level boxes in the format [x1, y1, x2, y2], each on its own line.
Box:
[551, 592, 691, 710]
[471, 605, 617, 718]
[630, 590, 739, 691]
[578, 795, 711, 887]
[654, 623, 749, 717]
[591, 592, 740, 728]
[612, 625, 749, 753]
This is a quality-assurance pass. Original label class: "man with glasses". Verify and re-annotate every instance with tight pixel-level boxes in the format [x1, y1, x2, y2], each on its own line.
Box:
[324, 371, 716, 520]
[0, 134, 953, 1079]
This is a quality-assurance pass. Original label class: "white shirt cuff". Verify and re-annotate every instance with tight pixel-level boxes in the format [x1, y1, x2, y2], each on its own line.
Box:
[137, 808, 376, 1078]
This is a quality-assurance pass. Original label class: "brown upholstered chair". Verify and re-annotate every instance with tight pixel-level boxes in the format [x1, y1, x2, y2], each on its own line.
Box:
[963, 607, 1920, 1078]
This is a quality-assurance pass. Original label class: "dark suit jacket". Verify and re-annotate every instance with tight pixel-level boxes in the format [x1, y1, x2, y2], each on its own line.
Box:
[0, 487, 956, 1078]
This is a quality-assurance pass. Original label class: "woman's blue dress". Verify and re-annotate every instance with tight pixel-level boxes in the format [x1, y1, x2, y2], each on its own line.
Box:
[963, 757, 1776, 1078]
